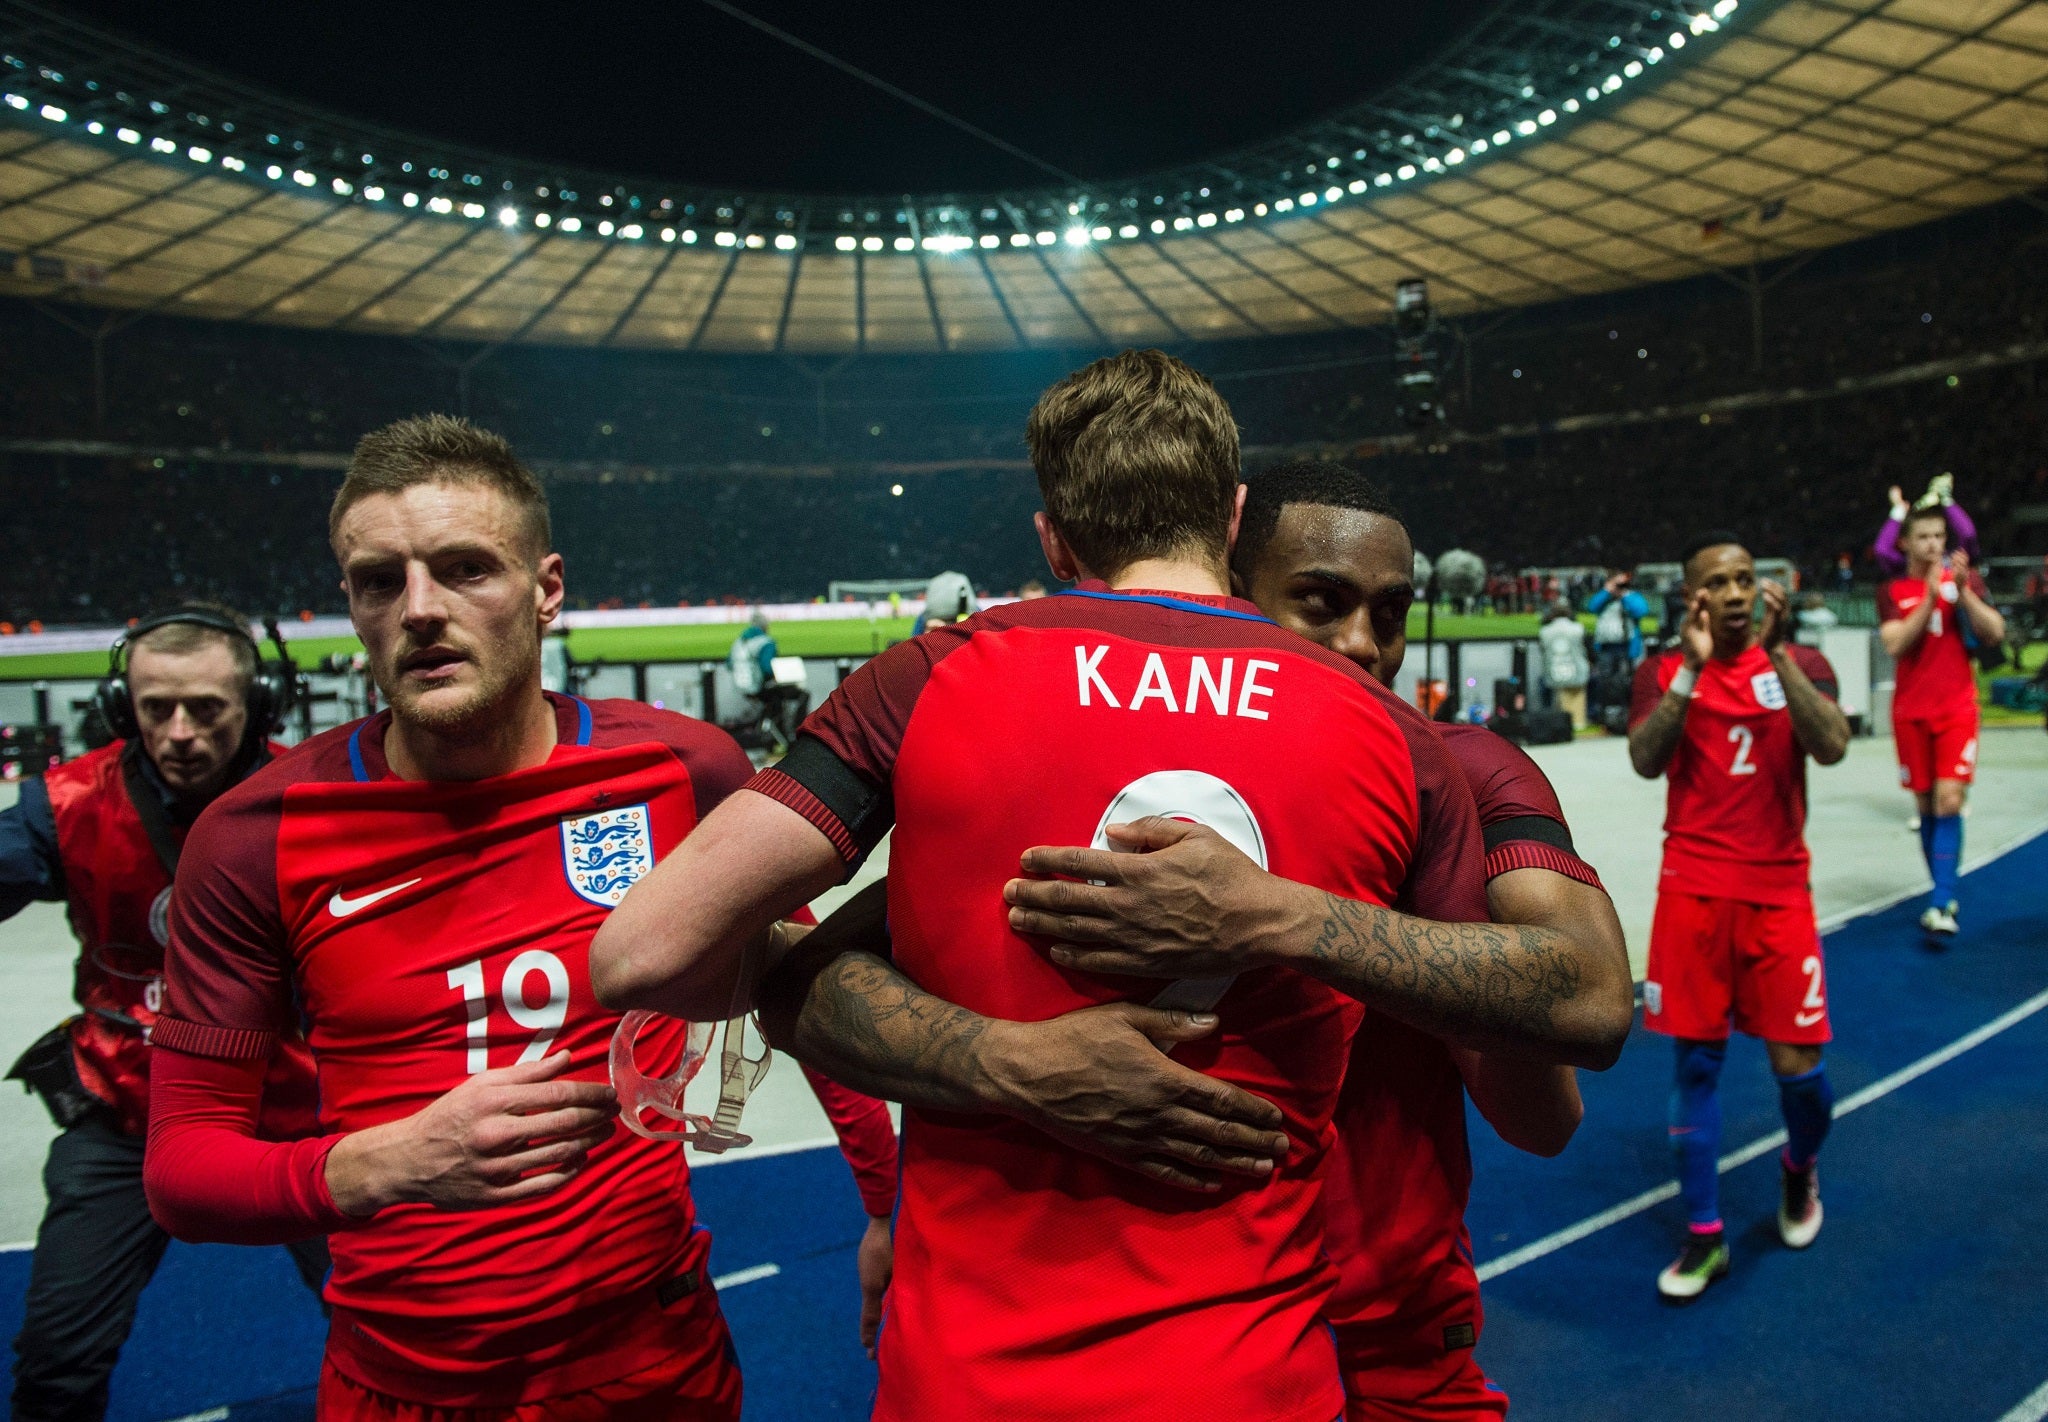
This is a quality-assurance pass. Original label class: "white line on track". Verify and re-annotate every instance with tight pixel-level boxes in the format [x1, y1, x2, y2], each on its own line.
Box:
[1814, 814, 2048, 933]
[712, 1262, 782, 1290]
[156, 1409, 229, 1422]
[1477, 983, 2048, 1283]
[1996, 1376, 2048, 1422]
[689, 1134, 838, 1168]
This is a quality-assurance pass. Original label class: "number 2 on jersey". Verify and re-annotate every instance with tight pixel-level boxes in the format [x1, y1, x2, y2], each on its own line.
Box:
[1727, 724, 1758, 777]
[445, 952, 571, 1074]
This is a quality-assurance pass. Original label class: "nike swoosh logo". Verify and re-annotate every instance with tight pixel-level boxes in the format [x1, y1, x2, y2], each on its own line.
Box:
[328, 879, 423, 918]
[1794, 1009, 1826, 1028]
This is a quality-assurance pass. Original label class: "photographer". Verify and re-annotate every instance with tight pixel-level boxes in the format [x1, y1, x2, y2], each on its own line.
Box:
[1587, 569, 1650, 727]
[1, 606, 324, 1422]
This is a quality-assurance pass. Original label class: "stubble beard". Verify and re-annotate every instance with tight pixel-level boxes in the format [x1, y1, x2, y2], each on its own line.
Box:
[383, 638, 541, 743]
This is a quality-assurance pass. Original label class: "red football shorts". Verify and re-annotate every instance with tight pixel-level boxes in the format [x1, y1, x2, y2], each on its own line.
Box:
[1893, 710, 1979, 794]
[315, 1332, 742, 1422]
[1643, 891, 1830, 1044]
[1339, 1346, 1508, 1421]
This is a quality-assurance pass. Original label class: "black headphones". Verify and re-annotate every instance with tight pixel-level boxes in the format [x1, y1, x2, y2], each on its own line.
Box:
[93, 607, 299, 746]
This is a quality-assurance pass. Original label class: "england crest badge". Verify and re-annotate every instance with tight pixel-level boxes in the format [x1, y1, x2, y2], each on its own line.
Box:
[561, 804, 654, 907]
[1751, 671, 1787, 710]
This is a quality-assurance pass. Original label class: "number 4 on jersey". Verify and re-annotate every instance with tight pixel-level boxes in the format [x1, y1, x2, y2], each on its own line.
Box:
[445, 952, 571, 1073]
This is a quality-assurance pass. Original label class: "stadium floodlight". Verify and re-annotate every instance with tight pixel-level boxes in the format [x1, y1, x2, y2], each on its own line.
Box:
[1516, 119, 1538, 135]
[1197, 211, 1217, 226]
[333, 178, 354, 195]
[1, 94, 25, 112]
[1008, 232, 1030, 246]
[1669, 31, 1686, 46]
[151, 136, 175, 153]
[1299, 191, 1317, 205]
[1714, 0, 1736, 16]
[1253, 203, 1269, 215]
[1348, 178, 1367, 193]
[598, 219, 614, 235]
[623, 223, 644, 239]
[1445, 149, 1464, 166]
[1396, 164, 1417, 180]
[1604, 73, 1623, 91]
[1422, 157, 1443, 172]
[1173, 215, 1192, 230]
[401, 191, 419, 207]
[661, 226, 676, 242]
[1063, 227, 1089, 245]
[498, 207, 519, 227]
[979, 233, 999, 248]
[1150, 218, 1165, 233]
[835, 234, 856, 251]
[862, 235, 883, 250]
[744, 233, 765, 247]
[559, 214, 582, 231]
[1325, 185, 1342, 200]
[461, 201, 485, 219]
[86, 121, 104, 134]
[1373, 174, 1391, 187]
[1539, 108, 1557, 125]
[890, 484, 904, 496]
[1120, 223, 1140, 238]
[1090, 225, 1110, 240]
[266, 163, 283, 179]
[226, 156, 249, 173]
[533, 211, 550, 227]
[293, 169, 316, 186]
[1624, 60, 1643, 76]
[772, 232, 794, 249]
[892, 235, 913, 251]
[1647, 47, 1664, 62]
[714, 229, 735, 246]
[1469, 139, 1488, 155]
[1564, 98, 1580, 113]
[188, 146, 211, 163]
[38, 103, 64, 122]
[682, 229, 698, 242]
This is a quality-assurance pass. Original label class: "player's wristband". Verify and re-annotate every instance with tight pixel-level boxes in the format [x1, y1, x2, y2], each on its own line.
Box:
[1668, 667, 1698, 699]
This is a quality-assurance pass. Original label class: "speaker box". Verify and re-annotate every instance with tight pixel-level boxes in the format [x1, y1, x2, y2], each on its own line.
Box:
[1522, 708, 1575, 745]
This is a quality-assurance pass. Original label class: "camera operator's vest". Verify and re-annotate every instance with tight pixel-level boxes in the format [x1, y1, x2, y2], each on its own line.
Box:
[45, 742, 317, 1136]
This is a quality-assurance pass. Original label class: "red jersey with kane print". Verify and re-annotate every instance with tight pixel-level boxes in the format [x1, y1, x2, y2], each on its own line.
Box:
[1630, 644, 1837, 907]
[750, 583, 1487, 1422]
[153, 694, 752, 1408]
[1325, 723, 1605, 1380]
[1879, 570, 1984, 723]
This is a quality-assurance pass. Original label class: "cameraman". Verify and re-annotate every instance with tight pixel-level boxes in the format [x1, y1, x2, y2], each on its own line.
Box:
[1587, 569, 1650, 727]
[2, 606, 323, 1422]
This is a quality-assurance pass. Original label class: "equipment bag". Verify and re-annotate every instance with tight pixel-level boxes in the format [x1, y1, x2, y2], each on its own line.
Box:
[5, 1021, 104, 1130]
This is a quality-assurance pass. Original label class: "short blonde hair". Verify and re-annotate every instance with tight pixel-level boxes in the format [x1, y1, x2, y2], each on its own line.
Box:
[331, 414, 551, 561]
[1025, 349, 1240, 579]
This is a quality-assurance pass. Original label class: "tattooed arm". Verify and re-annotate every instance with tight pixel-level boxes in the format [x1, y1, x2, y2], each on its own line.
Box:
[756, 880, 1294, 1192]
[1006, 820, 1631, 1068]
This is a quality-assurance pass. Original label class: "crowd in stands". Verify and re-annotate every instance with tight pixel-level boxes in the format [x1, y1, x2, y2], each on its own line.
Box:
[0, 200, 2042, 625]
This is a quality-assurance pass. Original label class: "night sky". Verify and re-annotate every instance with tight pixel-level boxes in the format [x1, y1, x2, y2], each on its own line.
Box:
[54, 0, 1497, 193]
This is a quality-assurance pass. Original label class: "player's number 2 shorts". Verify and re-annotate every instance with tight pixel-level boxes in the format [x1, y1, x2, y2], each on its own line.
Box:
[1893, 711, 1979, 794]
[1643, 891, 1830, 1044]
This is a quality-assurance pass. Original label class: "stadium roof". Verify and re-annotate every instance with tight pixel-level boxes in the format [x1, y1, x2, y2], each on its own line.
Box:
[1, 0, 2045, 354]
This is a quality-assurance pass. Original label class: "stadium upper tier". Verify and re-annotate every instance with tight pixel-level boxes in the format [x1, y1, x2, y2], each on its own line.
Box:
[0, 0, 2044, 353]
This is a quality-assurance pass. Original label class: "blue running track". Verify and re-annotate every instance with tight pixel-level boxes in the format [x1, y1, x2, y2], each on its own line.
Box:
[4, 832, 2045, 1421]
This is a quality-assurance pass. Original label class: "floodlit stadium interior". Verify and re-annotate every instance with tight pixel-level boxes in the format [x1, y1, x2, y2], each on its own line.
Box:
[0, 0, 2046, 1417]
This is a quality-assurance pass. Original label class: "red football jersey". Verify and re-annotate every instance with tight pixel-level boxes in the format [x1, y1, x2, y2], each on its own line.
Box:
[751, 583, 1487, 1422]
[1629, 644, 1837, 906]
[1324, 723, 1605, 1365]
[155, 695, 752, 1407]
[1879, 570, 1983, 723]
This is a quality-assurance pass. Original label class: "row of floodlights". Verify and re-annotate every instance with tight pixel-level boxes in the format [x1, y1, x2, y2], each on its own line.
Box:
[3, 2, 1736, 252]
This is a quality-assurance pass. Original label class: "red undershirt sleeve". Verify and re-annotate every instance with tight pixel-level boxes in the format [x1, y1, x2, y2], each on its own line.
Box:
[148, 781, 357, 1242]
[144, 1048, 354, 1243]
[800, 1062, 900, 1218]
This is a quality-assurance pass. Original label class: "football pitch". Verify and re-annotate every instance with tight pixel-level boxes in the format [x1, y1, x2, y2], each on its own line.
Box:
[0, 608, 1548, 680]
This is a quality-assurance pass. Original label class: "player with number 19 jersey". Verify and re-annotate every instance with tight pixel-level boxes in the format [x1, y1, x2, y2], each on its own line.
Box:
[152, 693, 752, 1413]
[1629, 642, 1838, 1043]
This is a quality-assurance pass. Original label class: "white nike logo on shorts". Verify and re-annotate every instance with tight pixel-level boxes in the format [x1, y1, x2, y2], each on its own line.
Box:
[328, 879, 423, 918]
[1793, 1009, 1825, 1028]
